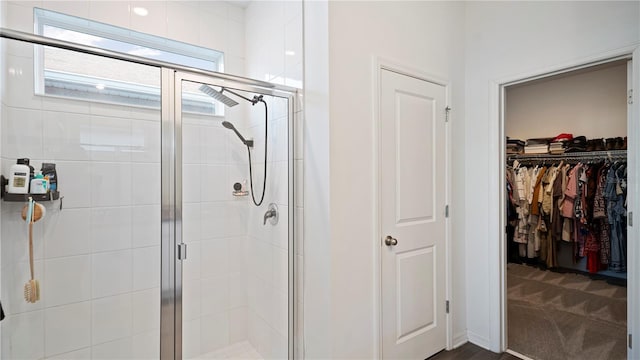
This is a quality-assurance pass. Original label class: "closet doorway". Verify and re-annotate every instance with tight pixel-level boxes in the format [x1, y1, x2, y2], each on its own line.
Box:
[500, 57, 635, 360]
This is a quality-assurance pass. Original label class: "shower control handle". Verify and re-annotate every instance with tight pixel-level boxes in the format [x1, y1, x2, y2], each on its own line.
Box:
[384, 236, 398, 246]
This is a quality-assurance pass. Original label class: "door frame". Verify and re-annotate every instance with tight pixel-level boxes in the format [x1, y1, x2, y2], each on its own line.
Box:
[169, 71, 301, 360]
[491, 45, 640, 357]
[373, 56, 453, 358]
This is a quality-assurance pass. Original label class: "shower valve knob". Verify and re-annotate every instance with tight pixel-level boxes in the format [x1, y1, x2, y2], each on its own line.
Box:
[233, 182, 242, 191]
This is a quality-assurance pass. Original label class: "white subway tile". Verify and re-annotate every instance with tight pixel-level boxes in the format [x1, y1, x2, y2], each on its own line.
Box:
[92, 293, 132, 345]
[132, 288, 160, 335]
[92, 249, 132, 298]
[182, 278, 202, 322]
[54, 162, 92, 208]
[44, 255, 91, 307]
[273, 289, 288, 338]
[5, 2, 36, 32]
[42, 0, 89, 18]
[130, 1, 168, 37]
[1, 310, 44, 360]
[182, 202, 201, 243]
[182, 164, 201, 203]
[46, 347, 91, 359]
[132, 162, 161, 205]
[91, 207, 132, 252]
[228, 236, 245, 274]
[43, 111, 92, 160]
[3, 107, 43, 160]
[166, 2, 199, 44]
[201, 125, 228, 165]
[228, 307, 248, 344]
[132, 245, 160, 291]
[44, 302, 91, 357]
[200, 275, 229, 316]
[198, 14, 227, 52]
[88, 0, 130, 29]
[182, 124, 202, 165]
[90, 116, 132, 162]
[132, 330, 161, 360]
[272, 246, 288, 294]
[90, 162, 132, 207]
[4, 55, 42, 109]
[91, 337, 133, 359]
[200, 165, 229, 202]
[201, 312, 230, 353]
[131, 120, 161, 163]
[225, 18, 245, 58]
[132, 205, 161, 248]
[182, 318, 201, 359]
[228, 272, 247, 309]
[200, 238, 228, 277]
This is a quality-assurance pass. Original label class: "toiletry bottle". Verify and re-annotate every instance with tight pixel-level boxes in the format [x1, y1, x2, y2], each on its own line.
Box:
[8, 159, 30, 194]
[30, 172, 48, 194]
[41, 163, 57, 192]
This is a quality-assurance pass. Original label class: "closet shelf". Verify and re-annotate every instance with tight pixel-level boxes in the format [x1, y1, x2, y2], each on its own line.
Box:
[507, 150, 627, 164]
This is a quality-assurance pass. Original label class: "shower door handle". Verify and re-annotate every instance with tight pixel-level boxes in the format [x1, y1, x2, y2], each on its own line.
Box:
[177, 243, 187, 260]
[384, 236, 398, 246]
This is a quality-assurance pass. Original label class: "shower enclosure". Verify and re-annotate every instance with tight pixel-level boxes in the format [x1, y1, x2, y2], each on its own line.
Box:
[0, 29, 296, 359]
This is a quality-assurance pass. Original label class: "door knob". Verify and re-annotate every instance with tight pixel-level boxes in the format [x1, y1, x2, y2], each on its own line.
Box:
[384, 236, 398, 246]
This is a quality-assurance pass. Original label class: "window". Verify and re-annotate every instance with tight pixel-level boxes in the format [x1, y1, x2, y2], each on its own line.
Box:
[34, 8, 224, 114]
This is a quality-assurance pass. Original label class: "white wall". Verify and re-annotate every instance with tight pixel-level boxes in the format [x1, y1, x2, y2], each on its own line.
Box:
[304, 1, 467, 357]
[464, 1, 640, 351]
[506, 62, 628, 140]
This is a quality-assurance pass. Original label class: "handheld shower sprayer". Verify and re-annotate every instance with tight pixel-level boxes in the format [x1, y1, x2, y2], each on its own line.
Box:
[222, 121, 254, 148]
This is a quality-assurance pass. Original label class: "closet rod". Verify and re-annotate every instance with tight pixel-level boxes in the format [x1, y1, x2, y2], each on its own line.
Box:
[507, 150, 627, 164]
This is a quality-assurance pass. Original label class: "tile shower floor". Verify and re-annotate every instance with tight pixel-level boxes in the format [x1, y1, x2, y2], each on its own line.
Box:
[194, 341, 263, 359]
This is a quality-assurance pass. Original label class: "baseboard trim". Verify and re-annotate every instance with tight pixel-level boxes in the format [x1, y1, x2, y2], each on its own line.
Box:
[452, 331, 468, 349]
[467, 331, 491, 350]
[506, 349, 535, 360]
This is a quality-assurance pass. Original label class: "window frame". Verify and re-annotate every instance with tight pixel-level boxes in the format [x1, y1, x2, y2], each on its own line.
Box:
[33, 8, 225, 115]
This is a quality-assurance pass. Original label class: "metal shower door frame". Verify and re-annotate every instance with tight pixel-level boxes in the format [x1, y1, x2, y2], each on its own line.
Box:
[0, 28, 297, 360]
[165, 70, 297, 360]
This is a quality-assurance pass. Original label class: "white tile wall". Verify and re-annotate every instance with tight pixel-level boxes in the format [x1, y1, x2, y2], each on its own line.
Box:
[92, 293, 132, 345]
[44, 302, 91, 357]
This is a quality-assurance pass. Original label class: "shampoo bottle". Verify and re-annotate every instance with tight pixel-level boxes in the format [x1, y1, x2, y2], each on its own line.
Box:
[8, 159, 30, 194]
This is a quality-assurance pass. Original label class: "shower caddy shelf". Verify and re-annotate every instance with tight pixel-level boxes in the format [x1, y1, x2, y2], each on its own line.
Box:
[0, 175, 61, 202]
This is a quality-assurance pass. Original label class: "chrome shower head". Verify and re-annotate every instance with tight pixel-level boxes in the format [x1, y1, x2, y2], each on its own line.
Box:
[199, 84, 239, 107]
[221, 121, 253, 147]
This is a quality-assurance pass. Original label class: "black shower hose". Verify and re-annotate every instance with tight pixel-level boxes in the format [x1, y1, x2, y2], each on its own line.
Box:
[246, 99, 267, 207]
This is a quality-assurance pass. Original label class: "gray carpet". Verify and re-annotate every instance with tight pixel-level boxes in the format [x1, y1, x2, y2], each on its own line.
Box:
[507, 263, 627, 360]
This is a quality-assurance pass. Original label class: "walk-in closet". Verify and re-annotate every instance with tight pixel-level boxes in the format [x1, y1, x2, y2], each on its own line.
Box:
[504, 59, 630, 360]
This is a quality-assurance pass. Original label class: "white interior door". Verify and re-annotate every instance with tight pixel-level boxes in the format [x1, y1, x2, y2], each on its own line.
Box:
[380, 69, 447, 359]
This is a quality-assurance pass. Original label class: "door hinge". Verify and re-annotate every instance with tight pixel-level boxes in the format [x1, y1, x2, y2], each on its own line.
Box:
[445, 300, 450, 314]
[628, 89, 633, 105]
[629, 212, 633, 227]
[445, 106, 451, 122]
[629, 334, 632, 349]
[445, 205, 449, 218]
[177, 243, 187, 260]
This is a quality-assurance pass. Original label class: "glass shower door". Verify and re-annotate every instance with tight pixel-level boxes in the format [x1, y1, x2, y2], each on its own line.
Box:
[0, 38, 162, 359]
[177, 74, 293, 360]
